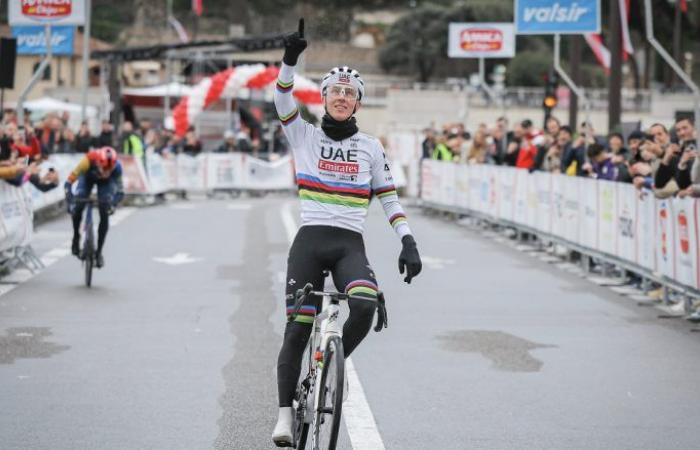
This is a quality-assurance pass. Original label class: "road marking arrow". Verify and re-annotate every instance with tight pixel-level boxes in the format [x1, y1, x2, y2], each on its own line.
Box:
[153, 253, 203, 265]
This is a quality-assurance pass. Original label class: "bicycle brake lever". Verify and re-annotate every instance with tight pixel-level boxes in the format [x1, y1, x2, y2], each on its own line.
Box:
[288, 283, 315, 323]
[374, 291, 388, 332]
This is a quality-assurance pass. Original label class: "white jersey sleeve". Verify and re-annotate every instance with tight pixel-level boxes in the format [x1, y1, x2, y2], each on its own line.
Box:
[274, 63, 313, 148]
[370, 140, 412, 239]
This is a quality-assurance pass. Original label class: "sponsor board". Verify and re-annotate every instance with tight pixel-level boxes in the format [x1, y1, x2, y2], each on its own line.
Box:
[9, 0, 86, 26]
[448, 23, 516, 58]
[515, 0, 601, 34]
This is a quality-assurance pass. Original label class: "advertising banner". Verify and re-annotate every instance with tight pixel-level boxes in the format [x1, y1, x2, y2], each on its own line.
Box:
[119, 155, 149, 194]
[525, 171, 538, 229]
[455, 165, 470, 210]
[439, 162, 456, 207]
[206, 153, 243, 190]
[655, 199, 675, 279]
[513, 168, 529, 225]
[515, 0, 601, 34]
[498, 167, 516, 222]
[420, 161, 436, 203]
[561, 175, 580, 244]
[672, 198, 698, 288]
[176, 154, 207, 191]
[534, 172, 552, 233]
[551, 173, 565, 239]
[243, 155, 295, 190]
[579, 177, 598, 249]
[636, 191, 656, 272]
[12, 25, 74, 55]
[597, 180, 617, 255]
[143, 153, 170, 194]
[483, 166, 499, 218]
[616, 182, 637, 263]
[0, 182, 33, 252]
[468, 164, 484, 213]
[9, 0, 86, 26]
[448, 23, 516, 58]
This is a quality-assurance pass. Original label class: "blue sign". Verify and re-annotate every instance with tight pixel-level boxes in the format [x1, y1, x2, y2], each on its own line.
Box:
[11, 26, 75, 55]
[515, 0, 601, 34]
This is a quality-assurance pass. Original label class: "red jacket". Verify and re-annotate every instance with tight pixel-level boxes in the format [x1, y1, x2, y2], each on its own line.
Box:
[11, 135, 42, 159]
[515, 143, 537, 169]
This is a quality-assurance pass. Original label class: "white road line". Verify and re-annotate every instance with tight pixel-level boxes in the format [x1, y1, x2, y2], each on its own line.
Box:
[279, 201, 385, 450]
[0, 207, 138, 297]
[344, 358, 387, 450]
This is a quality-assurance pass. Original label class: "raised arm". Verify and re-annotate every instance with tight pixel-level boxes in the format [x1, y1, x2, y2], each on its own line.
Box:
[274, 19, 309, 149]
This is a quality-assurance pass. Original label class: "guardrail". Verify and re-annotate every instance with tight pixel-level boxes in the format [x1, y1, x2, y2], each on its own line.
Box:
[420, 160, 700, 301]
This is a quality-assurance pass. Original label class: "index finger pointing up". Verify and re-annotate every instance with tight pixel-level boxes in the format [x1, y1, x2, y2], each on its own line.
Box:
[298, 18, 304, 38]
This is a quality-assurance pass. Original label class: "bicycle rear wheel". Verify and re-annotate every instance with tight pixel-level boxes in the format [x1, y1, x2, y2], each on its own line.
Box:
[313, 335, 344, 450]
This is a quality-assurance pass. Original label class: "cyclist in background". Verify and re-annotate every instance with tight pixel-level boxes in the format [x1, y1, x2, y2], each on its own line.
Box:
[64, 147, 124, 268]
[271, 19, 422, 446]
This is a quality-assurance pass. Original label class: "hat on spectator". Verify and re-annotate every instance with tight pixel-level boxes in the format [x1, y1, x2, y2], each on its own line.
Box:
[628, 130, 645, 141]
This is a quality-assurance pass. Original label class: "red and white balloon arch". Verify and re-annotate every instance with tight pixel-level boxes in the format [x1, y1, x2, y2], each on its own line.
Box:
[171, 64, 322, 137]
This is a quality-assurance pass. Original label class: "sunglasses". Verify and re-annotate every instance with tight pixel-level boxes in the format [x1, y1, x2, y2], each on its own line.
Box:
[328, 84, 358, 100]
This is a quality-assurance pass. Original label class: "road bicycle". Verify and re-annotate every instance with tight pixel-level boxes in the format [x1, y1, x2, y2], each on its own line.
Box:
[72, 197, 110, 287]
[287, 280, 387, 450]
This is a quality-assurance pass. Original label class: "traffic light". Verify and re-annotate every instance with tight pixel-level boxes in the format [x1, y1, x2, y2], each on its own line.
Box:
[543, 69, 558, 122]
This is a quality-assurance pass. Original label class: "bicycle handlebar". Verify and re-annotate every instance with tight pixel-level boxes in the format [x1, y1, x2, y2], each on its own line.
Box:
[287, 282, 388, 332]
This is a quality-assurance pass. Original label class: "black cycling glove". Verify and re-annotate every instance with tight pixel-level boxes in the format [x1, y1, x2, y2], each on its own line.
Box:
[282, 18, 307, 66]
[398, 235, 422, 284]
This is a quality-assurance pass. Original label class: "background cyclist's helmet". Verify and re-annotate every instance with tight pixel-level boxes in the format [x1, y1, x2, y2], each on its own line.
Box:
[320, 66, 365, 101]
[96, 146, 117, 171]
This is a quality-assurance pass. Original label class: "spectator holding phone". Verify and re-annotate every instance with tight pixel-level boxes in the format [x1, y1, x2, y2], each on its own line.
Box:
[671, 118, 697, 193]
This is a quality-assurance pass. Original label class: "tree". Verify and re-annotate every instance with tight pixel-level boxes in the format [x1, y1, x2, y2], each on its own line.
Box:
[379, 2, 513, 82]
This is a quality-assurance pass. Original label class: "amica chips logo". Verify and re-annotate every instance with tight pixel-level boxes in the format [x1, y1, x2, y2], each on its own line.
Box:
[460, 29, 503, 52]
[22, 0, 72, 19]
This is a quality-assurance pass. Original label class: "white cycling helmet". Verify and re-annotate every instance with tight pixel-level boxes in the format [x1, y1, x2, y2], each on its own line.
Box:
[320, 66, 365, 101]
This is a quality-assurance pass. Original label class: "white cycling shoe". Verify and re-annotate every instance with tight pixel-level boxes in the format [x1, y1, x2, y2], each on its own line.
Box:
[272, 406, 294, 447]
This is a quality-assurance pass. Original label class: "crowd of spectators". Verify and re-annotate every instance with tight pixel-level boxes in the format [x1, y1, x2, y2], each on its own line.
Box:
[422, 115, 699, 199]
[0, 106, 290, 189]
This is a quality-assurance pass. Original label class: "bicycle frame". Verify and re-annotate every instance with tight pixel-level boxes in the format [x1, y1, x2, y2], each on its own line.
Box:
[309, 294, 342, 418]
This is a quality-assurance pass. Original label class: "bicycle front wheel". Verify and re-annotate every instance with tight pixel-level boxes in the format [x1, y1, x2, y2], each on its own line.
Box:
[294, 342, 313, 449]
[84, 236, 93, 288]
[313, 335, 344, 450]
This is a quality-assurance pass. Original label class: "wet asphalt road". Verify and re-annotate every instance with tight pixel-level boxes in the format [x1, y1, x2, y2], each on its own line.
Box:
[1, 195, 700, 450]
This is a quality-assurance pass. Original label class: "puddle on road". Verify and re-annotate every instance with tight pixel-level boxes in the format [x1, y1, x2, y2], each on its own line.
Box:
[0, 327, 70, 365]
[436, 330, 556, 372]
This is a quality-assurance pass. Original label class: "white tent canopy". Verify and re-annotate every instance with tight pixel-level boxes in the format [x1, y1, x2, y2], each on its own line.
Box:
[22, 97, 99, 134]
[23, 97, 98, 116]
[122, 82, 193, 97]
